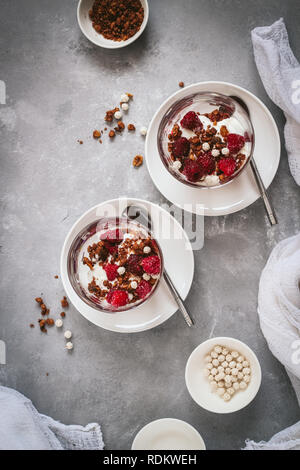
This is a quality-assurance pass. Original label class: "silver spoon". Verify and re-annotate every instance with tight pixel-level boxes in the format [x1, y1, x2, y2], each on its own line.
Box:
[122, 204, 194, 327]
[229, 95, 278, 226]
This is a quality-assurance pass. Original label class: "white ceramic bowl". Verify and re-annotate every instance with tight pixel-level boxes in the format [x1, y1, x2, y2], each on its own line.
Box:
[132, 418, 206, 450]
[77, 0, 149, 49]
[185, 337, 262, 414]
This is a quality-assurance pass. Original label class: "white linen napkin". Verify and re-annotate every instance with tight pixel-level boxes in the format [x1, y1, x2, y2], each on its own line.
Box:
[0, 386, 104, 450]
[251, 18, 300, 185]
[243, 233, 300, 450]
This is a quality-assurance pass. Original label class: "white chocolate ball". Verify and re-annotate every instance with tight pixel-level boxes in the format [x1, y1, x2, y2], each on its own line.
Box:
[239, 381, 247, 390]
[242, 361, 249, 368]
[55, 319, 63, 328]
[121, 102, 129, 111]
[233, 382, 240, 391]
[218, 354, 225, 363]
[222, 348, 229, 356]
[210, 351, 218, 359]
[210, 381, 218, 392]
[203, 368, 210, 377]
[206, 363, 213, 370]
[237, 355, 244, 363]
[64, 330, 72, 339]
[222, 147, 230, 155]
[211, 368, 218, 376]
[114, 111, 122, 120]
[243, 367, 251, 375]
[143, 273, 151, 281]
[237, 372, 244, 380]
[244, 375, 251, 383]
[222, 361, 229, 368]
[117, 266, 126, 275]
[131, 281, 138, 289]
[120, 93, 129, 103]
[211, 148, 220, 157]
[204, 355, 212, 363]
[225, 375, 232, 384]
[214, 345, 222, 354]
[143, 246, 151, 254]
[218, 380, 225, 388]
[231, 368, 238, 376]
[140, 126, 147, 136]
[227, 387, 235, 396]
[236, 363, 243, 371]
[223, 393, 231, 401]
[217, 387, 225, 396]
[229, 361, 237, 368]
[208, 374, 214, 382]
[231, 351, 239, 358]
[202, 142, 210, 151]
[66, 342, 73, 350]
[212, 359, 219, 367]
[226, 354, 233, 363]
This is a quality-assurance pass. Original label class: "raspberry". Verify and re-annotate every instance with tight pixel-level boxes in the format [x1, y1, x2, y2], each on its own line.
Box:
[127, 254, 143, 275]
[104, 263, 118, 281]
[136, 280, 152, 299]
[100, 229, 124, 243]
[219, 157, 236, 176]
[180, 111, 203, 131]
[182, 160, 204, 182]
[172, 137, 190, 158]
[141, 255, 161, 275]
[198, 152, 215, 175]
[106, 289, 128, 307]
[105, 243, 118, 255]
[227, 133, 245, 154]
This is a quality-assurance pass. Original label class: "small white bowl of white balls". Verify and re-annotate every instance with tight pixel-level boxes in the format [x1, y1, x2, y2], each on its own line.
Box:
[185, 337, 262, 414]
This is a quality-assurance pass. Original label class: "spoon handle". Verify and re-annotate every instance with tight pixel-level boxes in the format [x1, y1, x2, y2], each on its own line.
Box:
[163, 270, 194, 327]
[250, 160, 278, 226]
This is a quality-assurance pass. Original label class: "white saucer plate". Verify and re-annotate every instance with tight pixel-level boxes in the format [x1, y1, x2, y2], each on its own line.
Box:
[185, 337, 262, 414]
[131, 418, 206, 450]
[60, 198, 194, 333]
[145, 81, 280, 216]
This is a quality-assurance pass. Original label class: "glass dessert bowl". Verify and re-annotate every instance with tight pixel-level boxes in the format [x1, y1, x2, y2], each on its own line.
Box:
[157, 92, 255, 188]
[67, 217, 163, 313]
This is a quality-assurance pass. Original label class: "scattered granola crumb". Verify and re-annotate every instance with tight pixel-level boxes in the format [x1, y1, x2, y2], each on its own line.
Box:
[60, 312, 66, 318]
[179, 81, 184, 88]
[54, 275, 58, 279]
[35, 297, 43, 304]
[109, 130, 116, 138]
[29, 323, 35, 328]
[93, 129, 101, 139]
[77, 140, 83, 144]
[126, 93, 133, 99]
[105, 107, 119, 122]
[133, 155, 143, 167]
[46, 372, 49, 376]
[61, 296, 69, 308]
[128, 123, 136, 131]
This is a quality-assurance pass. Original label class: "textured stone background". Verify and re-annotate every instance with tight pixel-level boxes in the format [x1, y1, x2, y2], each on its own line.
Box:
[0, 0, 300, 450]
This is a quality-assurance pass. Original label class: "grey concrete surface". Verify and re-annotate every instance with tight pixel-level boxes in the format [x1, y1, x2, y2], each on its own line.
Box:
[1, 0, 300, 450]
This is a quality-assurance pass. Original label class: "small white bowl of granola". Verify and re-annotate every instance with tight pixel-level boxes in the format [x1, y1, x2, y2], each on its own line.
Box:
[185, 337, 262, 414]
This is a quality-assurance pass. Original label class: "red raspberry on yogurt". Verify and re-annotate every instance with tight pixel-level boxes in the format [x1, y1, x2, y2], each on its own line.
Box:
[142, 255, 161, 275]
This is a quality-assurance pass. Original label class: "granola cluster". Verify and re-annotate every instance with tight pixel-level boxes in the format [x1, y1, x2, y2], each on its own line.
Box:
[89, 0, 144, 42]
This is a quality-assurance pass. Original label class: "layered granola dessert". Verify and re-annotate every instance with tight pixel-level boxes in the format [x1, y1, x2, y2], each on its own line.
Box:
[75, 218, 162, 311]
[158, 93, 254, 187]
